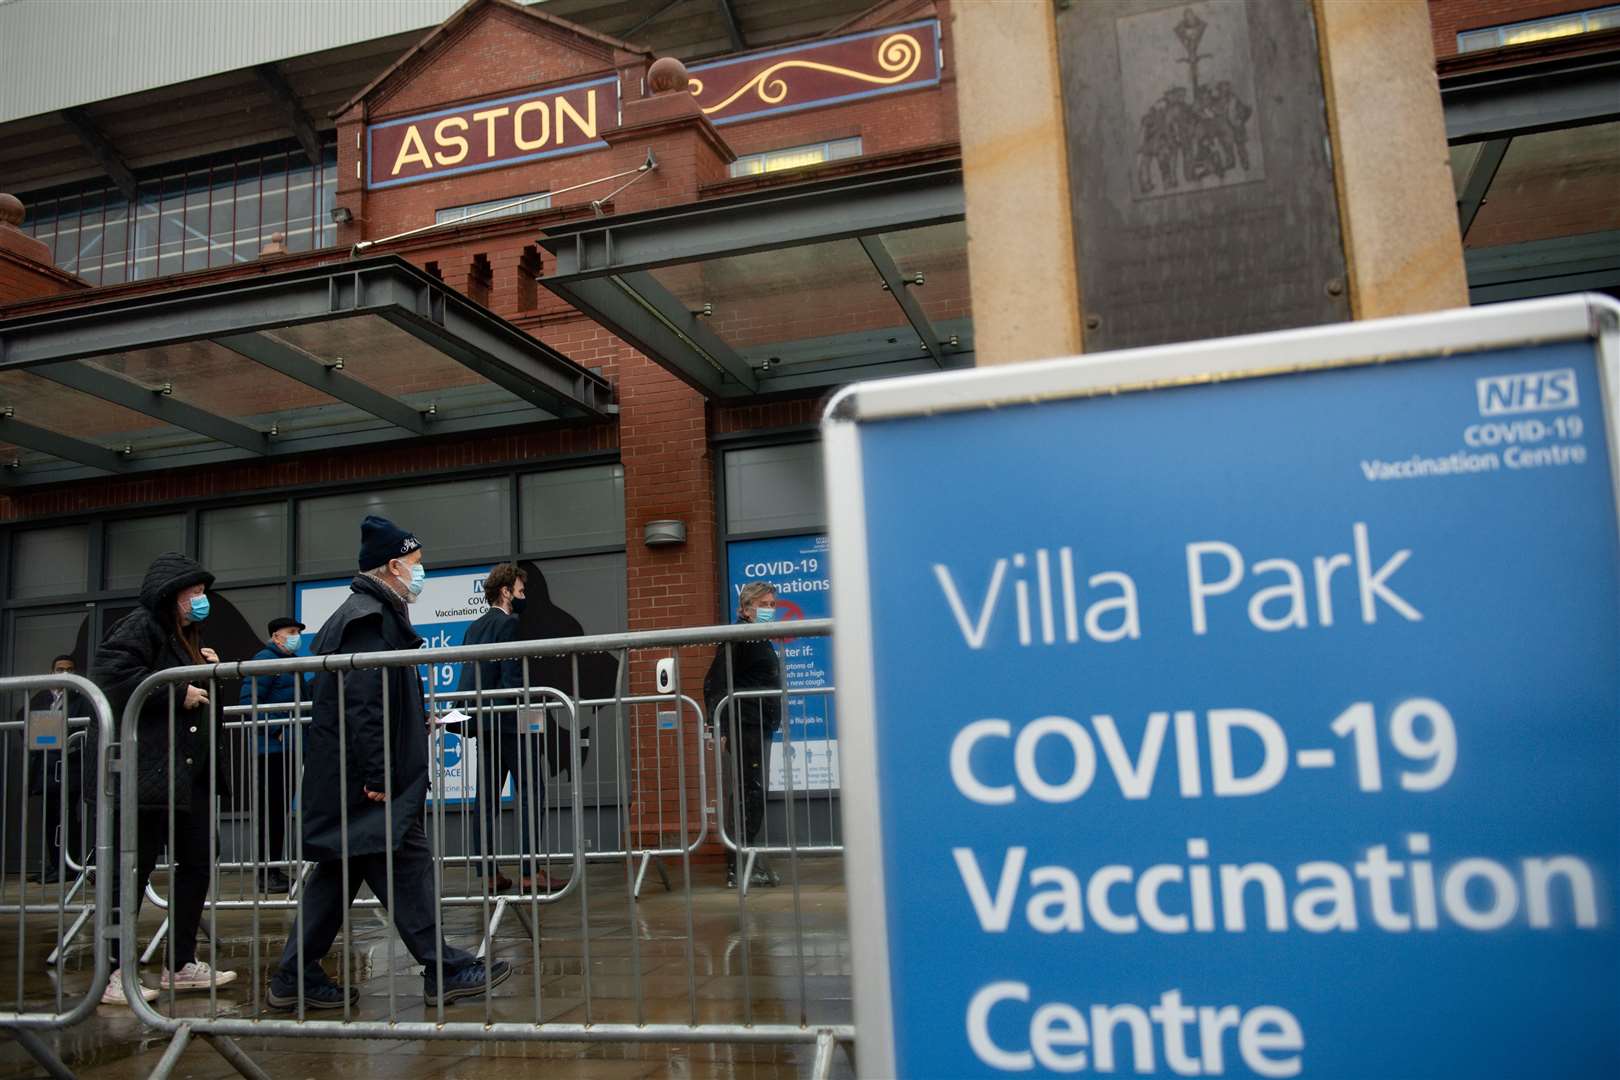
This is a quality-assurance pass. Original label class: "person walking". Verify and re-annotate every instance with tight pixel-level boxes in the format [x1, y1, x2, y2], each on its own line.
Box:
[703, 581, 783, 890]
[269, 516, 509, 1009]
[461, 562, 548, 892]
[239, 617, 312, 894]
[94, 552, 238, 1005]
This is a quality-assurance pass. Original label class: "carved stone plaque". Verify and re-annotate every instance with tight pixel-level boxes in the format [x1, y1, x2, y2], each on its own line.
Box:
[1056, 0, 1350, 350]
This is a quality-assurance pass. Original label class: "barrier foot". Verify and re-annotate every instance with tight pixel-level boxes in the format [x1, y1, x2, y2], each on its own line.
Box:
[476, 896, 509, 960]
[740, 849, 758, 899]
[811, 1028, 838, 1080]
[46, 905, 94, 966]
[139, 918, 171, 966]
[4, 1026, 76, 1080]
[201, 1033, 273, 1080]
[146, 1024, 192, 1080]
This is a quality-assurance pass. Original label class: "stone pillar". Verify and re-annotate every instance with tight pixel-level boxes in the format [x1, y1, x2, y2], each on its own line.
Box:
[951, 0, 1467, 360]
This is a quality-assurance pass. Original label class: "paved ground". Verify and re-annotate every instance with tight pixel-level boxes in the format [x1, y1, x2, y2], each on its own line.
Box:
[0, 857, 854, 1078]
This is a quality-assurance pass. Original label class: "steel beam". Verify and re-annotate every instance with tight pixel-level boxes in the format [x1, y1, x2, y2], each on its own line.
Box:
[254, 64, 325, 169]
[59, 107, 137, 201]
[542, 162, 964, 279]
[212, 332, 429, 435]
[544, 273, 758, 398]
[1443, 55, 1620, 142]
[858, 235, 945, 367]
[31, 361, 269, 453]
[625, 0, 687, 39]
[0, 412, 126, 472]
[715, 0, 746, 51]
[1455, 137, 1511, 240]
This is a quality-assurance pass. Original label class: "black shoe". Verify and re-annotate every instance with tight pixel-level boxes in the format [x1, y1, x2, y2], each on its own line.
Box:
[267, 977, 359, 1011]
[725, 866, 737, 889]
[424, 959, 511, 1006]
[259, 869, 292, 894]
[26, 864, 62, 884]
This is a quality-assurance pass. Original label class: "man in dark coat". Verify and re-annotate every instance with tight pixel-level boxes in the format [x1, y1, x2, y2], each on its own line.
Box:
[703, 581, 784, 889]
[239, 616, 312, 893]
[269, 516, 509, 1010]
[460, 562, 542, 892]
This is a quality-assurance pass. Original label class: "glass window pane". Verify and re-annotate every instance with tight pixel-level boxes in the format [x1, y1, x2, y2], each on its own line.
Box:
[1501, 15, 1586, 47]
[104, 515, 185, 591]
[519, 465, 625, 554]
[201, 503, 288, 583]
[724, 443, 826, 535]
[8, 609, 91, 679]
[296, 477, 512, 575]
[1588, 8, 1620, 31]
[286, 161, 314, 253]
[260, 154, 287, 238]
[11, 526, 89, 599]
[209, 164, 235, 267]
[526, 551, 627, 636]
[208, 583, 289, 659]
[1458, 29, 1500, 52]
[132, 182, 162, 280]
[183, 170, 210, 271]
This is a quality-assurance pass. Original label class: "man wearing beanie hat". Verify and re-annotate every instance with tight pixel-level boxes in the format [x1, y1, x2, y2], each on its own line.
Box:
[270, 516, 509, 1009]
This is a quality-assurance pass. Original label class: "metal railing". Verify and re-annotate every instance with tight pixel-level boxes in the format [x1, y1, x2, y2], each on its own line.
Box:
[106, 619, 850, 1080]
[0, 673, 117, 1080]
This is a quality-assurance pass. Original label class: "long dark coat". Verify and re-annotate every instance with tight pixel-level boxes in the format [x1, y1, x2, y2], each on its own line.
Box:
[93, 552, 227, 814]
[702, 631, 783, 740]
[299, 574, 429, 861]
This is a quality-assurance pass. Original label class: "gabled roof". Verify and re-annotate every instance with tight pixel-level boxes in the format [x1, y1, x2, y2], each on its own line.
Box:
[335, 0, 650, 119]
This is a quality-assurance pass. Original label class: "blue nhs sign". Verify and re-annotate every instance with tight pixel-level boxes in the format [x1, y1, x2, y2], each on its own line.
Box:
[824, 296, 1620, 1079]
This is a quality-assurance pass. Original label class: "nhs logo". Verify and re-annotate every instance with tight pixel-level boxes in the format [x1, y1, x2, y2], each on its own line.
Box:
[1476, 368, 1578, 416]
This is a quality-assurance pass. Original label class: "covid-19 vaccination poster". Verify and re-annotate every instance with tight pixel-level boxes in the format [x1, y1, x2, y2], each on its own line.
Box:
[296, 565, 496, 804]
[725, 535, 837, 792]
[827, 297, 1620, 1078]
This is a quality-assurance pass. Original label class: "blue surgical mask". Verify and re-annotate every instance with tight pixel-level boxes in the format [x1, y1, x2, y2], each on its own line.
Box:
[282, 633, 302, 652]
[754, 605, 777, 623]
[405, 563, 426, 598]
[188, 595, 211, 622]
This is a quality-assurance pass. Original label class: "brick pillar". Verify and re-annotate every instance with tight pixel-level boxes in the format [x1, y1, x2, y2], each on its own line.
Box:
[0, 193, 88, 303]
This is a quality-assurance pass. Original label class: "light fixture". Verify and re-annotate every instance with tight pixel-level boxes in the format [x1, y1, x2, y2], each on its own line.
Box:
[330, 205, 353, 225]
[643, 520, 687, 547]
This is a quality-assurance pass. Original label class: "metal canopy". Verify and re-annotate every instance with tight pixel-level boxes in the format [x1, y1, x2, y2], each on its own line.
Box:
[539, 161, 972, 399]
[0, 255, 610, 486]
[1442, 51, 1620, 143]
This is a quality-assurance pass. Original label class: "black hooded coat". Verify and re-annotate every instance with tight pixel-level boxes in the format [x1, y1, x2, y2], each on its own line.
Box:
[298, 574, 430, 861]
[93, 552, 226, 814]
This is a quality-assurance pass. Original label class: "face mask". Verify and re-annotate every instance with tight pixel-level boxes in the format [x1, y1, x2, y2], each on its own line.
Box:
[188, 595, 211, 622]
[510, 596, 528, 615]
[753, 605, 777, 623]
[398, 562, 426, 599]
[282, 633, 302, 652]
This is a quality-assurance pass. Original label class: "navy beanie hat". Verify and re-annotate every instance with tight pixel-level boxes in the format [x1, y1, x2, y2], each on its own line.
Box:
[358, 515, 422, 572]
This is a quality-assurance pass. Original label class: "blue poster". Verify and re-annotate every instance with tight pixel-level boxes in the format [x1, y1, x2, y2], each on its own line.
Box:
[841, 340, 1619, 1076]
[726, 535, 837, 791]
[296, 564, 495, 803]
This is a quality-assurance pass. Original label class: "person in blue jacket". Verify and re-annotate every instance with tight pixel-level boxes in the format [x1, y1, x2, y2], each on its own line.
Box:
[240, 616, 312, 893]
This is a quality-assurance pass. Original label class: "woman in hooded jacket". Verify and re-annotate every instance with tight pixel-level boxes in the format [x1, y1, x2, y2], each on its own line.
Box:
[93, 551, 238, 1004]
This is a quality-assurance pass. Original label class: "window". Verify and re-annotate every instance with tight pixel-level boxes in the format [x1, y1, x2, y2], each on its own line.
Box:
[434, 192, 552, 225]
[1457, 5, 1620, 51]
[201, 503, 288, 583]
[296, 477, 513, 575]
[519, 465, 625, 554]
[724, 443, 826, 535]
[10, 526, 89, 600]
[728, 137, 862, 178]
[20, 140, 339, 286]
[104, 515, 185, 591]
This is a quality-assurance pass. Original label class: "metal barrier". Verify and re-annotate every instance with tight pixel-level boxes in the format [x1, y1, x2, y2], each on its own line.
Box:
[108, 618, 850, 1080]
[0, 673, 116, 1080]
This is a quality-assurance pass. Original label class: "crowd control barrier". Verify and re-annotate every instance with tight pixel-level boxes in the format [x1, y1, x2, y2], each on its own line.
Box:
[0, 673, 117, 1080]
[109, 619, 850, 1080]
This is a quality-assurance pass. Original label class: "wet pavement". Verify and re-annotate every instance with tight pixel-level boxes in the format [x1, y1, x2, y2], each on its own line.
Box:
[0, 858, 855, 1079]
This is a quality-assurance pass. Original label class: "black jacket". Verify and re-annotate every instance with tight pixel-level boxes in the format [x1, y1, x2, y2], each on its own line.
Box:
[92, 552, 225, 814]
[299, 574, 430, 861]
[703, 631, 783, 739]
[459, 608, 523, 734]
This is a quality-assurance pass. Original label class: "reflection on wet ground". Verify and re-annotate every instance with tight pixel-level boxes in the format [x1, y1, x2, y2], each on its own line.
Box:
[0, 859, 854, 1078]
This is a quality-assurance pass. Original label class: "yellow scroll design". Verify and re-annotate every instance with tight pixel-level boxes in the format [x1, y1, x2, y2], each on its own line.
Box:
[687, 32, 924, 116]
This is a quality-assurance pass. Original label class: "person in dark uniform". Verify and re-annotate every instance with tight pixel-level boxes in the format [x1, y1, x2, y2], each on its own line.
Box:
[703, 581, 783, 889]
[239, 617, 312, 893]
[460, 562, 544, 892]
[23, 654, 85, 884]
[269, 516, 509, 1009]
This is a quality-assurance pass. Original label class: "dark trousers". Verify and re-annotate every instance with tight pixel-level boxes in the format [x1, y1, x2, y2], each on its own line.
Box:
[254, 750, 290, 868]
[473, 728, 544, 867]
[276, 817, 475, 988]
[723, 720, 768, 871]
[110, 800, 214, 970]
